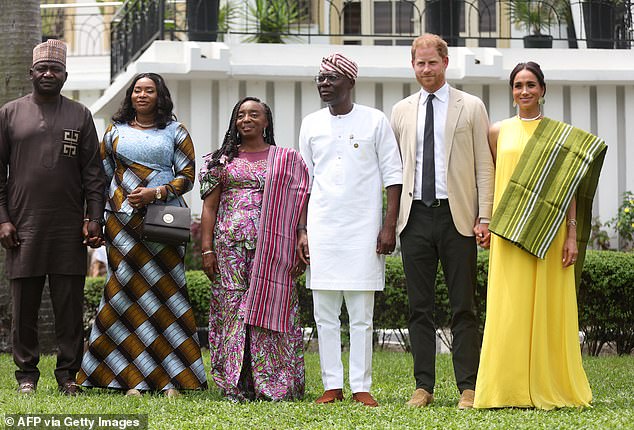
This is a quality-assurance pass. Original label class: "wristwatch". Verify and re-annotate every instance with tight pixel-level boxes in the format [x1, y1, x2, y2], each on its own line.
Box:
[155, 187, 162, 201]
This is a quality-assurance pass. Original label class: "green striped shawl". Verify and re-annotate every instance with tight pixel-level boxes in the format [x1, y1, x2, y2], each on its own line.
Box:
[489, 117, 606, 285]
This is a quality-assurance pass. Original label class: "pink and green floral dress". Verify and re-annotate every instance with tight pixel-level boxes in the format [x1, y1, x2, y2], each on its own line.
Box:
[199, 148, 304, 401]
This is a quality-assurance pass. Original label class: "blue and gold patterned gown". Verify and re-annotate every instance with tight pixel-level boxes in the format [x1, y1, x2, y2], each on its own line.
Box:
[78, 122, 207, 391]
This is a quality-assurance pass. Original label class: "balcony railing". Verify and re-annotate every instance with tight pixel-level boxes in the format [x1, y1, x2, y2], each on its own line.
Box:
[110, 0, 164, 82]
[41, 1, 634, 80]
[40, 1, 122, 56]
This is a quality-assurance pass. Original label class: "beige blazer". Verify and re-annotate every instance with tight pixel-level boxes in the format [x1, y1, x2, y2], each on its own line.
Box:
[390, 86, 494, 236]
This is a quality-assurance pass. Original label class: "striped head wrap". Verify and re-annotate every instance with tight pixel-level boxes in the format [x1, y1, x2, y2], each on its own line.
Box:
[33, 39, 67, 67]
[320, 53, 358, 81]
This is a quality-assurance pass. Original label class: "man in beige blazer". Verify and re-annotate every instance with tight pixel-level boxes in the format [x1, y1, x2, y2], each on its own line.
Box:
[390, 33, 494, 409]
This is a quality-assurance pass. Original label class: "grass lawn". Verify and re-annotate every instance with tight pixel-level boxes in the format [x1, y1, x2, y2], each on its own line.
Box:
[1, 351, 632, 429]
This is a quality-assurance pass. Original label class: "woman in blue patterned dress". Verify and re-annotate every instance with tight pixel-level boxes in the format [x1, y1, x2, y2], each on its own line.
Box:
[78, 73, 207, 397]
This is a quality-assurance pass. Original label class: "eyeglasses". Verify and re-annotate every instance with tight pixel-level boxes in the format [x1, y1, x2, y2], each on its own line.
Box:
[314, 74, 344, 84]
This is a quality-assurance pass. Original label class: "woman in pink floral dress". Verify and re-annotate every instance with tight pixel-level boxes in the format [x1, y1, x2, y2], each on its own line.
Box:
[199, 97, 309, 401]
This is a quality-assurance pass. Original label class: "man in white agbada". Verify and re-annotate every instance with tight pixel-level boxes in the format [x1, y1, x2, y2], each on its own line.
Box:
[297, 53, 402, 407]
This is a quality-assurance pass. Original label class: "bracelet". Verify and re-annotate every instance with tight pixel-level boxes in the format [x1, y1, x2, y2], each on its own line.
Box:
[567, 219, 577, 228]
[90, 218, 105, 226]
[202, 250, 215, 256]
[296, 224, 307, 232]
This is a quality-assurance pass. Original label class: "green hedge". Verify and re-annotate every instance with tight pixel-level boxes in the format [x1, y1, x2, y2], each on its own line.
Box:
[83, 250, 634, 356]
[578, 251, 634, 355]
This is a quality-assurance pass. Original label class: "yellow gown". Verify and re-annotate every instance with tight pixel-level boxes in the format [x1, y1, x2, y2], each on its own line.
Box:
[474, 116, 592, 409]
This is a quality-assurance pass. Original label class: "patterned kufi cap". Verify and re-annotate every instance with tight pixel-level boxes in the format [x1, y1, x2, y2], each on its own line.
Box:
[320, 53, 358, 81]
[32, 39, 67, 67]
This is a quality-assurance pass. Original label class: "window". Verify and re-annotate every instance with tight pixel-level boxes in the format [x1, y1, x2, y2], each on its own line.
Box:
[374, 1, 414, 34]
[395, 1, 415, 34]
[344, 2, 361, 34]
[374, 2, 392, 34]
[342, 0, 417, 45]
[479, 0, 496, 33]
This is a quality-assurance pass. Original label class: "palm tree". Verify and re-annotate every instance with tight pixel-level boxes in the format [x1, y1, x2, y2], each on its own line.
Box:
[217, 0, 238, 42]
[0, 0, 41, 352]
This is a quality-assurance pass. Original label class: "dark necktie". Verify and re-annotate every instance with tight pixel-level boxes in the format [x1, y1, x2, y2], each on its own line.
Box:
[422, 93, 436, 207]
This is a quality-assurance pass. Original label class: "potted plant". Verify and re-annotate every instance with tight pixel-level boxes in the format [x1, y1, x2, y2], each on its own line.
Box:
[243, 0, 306, 43]
[509, 0, 561, 48]
[216, 0, 238, 42]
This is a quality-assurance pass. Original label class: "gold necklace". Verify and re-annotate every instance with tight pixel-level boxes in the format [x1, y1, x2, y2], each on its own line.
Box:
[134, 116, 156, 128]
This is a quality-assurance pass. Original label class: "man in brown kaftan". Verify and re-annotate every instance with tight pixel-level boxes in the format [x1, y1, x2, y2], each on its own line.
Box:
[0, 40, 105, 395]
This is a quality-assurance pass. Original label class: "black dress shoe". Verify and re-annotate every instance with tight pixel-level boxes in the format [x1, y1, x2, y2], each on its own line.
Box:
[58, 381, 82, 396]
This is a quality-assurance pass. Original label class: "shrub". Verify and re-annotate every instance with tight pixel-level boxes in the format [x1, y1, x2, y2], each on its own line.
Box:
[184, 218, 203, 271]
[293, 254, 488, 351]
[609, 191, 634, 251]
[578, 250, 634, 355]
[185, 270, 212, 328]
[83, 250, 633, 356]
[590, 216, 612, 250]
[83, 276, 105, 334]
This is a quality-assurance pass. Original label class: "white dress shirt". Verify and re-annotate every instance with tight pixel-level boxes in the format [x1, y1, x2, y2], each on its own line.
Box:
[414, 83, 449, 200]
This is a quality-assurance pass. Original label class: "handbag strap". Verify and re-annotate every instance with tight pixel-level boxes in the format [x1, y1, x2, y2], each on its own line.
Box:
[164, 183, 188, 208]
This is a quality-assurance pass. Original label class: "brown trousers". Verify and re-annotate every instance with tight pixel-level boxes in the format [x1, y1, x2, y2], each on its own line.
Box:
[12, 274, 85, 386]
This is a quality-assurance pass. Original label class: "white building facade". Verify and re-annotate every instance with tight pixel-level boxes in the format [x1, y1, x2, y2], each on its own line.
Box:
[77, 41, 633, 243]
[52, 1, 634, 247]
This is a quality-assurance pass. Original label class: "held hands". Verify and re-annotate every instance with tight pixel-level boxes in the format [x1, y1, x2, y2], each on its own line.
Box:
[474, 223, 491, 249]
[82, 219, 105, 248]
[0, 222, 20, 249]
[376, 225, 396, 255]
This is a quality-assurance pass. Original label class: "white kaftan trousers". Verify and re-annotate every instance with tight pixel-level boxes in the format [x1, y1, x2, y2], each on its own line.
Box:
[312, 290, 375, 393]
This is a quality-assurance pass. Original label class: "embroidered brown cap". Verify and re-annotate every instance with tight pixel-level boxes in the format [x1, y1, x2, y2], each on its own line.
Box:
[32, 39, 67, 67]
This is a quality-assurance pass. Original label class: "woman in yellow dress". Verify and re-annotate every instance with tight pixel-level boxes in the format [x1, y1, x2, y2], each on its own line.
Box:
[474, 62, 606, 409]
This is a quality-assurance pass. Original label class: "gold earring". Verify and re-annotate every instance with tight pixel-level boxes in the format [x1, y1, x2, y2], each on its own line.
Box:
[539, 96, 545, 105]
[513, 100, 517, 108]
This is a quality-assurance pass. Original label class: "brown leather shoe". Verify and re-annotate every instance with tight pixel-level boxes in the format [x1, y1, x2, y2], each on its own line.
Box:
[352, 392, 379, 407]
[458, 389, 475, 409]
[315, 389, 344, 404]
[406, 388, 433, 407]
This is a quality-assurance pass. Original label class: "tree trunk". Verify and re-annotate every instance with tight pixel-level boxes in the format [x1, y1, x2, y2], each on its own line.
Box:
[0, 0, 42, 353]
[0, 0, 42, 106]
